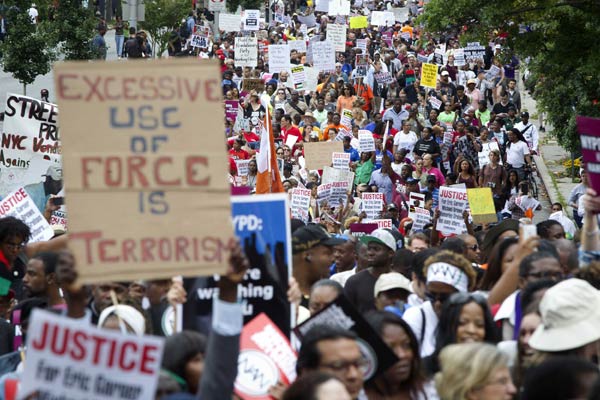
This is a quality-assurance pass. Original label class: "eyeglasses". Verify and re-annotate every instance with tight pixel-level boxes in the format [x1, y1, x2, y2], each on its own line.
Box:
[3, 241, 24, 250]
[320, 357, 368, 373]
[526, 271, 564, 280]
[425, 291, 453, 304]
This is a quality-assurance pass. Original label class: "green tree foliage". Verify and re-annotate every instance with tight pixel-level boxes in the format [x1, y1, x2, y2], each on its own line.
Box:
[420, 0, 600, 152]
[0, 0, 56, 94]
[52, 0, 98, 60]
[140, 0, 188, 57]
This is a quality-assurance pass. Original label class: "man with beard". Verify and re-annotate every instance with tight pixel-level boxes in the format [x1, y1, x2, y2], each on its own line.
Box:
[344, 229, 396, 314]
[22, 252, 64, 308]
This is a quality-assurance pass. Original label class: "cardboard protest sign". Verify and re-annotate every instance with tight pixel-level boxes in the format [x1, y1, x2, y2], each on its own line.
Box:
[429, 96, 442, 110]
[242, 78, 265, 92]
[362, 192, 384, 220]
[437, 186, 468, 235]
[0, 188, 54, 243]
[350, 15, 368, 29]
[579, 116, 600, 192]
[294, 295, 398, 381]
[297, 13, 317, 27]
[417, 53, 429, 63]
[409, 192, 426, 208]
[235, 37, 258, 67]
[190, 34, 208, 48]
[332, 152, 350, 170]
[242, 9, 260, 31]
[359, 130, 376, 152]
[287, 40, 307, 53]
[208, 0, 226, 12]
[54, 59, 233, 283]
[311, 41, 336, 72]
[355, 54, 369, 78]
[433, 49, 445, 65]
[349, 222, 378, 238]
[328, 0, 350, 15]
[303, 141, 343, 170]
[478, 141, 502, 167]
[486, 65, 501, 81]
[453, 48, 466, 66]
[268, 44, 291, 73]
[235, 313, 297, 400]
[421, 63, 438, 89]
[467, 188, 497, 224]
[182, 194, 293, 337]
[219, 13, 242, 32]
[1, 93, 62, 214]
[20, 309, 164, 400]
[326, 24, 347, 52]
[318, 181, 347, 208]
[290, 188, 311, 222]
[303, 66, 319, 92]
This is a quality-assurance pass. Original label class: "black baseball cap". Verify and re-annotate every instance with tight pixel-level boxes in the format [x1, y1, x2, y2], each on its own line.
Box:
[292, 224, 346, 254]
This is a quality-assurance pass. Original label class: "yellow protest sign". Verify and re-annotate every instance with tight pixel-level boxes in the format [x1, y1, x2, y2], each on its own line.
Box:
[349, 16, 368, 29]
[54, 59, 234, 283]
[421, 63, 438, 89]
[467, 188, 498, 224]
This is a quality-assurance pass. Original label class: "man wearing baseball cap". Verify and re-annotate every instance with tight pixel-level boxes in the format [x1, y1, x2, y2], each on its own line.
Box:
[374, 272, 412, 315]
[344, 229, 396, 314]
[292, 225, 346, 297]
[23, 165, 63, 214]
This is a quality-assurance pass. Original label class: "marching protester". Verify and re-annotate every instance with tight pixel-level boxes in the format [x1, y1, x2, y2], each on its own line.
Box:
[1, 0, 599, 399]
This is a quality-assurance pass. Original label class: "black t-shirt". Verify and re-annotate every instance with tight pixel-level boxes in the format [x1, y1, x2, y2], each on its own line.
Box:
[492, 101, 514, 115]
[414, 138, 440, 157]
[344, 269, 378, 315]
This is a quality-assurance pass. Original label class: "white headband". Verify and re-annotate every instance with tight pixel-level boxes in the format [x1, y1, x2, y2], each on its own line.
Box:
[427, 262, 469, 292]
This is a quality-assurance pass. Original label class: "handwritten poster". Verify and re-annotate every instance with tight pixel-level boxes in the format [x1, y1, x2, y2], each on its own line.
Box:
[54, 59, 234, 283]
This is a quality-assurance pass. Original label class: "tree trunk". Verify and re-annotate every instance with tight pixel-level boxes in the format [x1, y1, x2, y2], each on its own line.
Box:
[23, 82, 27, 96]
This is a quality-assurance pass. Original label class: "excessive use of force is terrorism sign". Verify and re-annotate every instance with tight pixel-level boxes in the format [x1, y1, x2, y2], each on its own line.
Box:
[53, 60, 234, 283]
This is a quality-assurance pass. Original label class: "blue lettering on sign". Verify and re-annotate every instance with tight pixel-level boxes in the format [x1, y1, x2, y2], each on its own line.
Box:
[110, 106, 181, 130]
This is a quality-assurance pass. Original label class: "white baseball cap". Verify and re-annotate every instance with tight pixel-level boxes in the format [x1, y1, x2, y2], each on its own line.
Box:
[360, 228, 396, 252]
[374, 272, 412, 297]
[529, 279, 600, 352]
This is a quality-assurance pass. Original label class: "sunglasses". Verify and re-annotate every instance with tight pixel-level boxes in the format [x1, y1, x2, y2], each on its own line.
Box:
[425, 291, 453, 304]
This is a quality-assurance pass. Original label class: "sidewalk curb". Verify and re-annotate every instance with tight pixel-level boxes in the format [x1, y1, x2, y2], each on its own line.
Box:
[534, 153, 559, 205]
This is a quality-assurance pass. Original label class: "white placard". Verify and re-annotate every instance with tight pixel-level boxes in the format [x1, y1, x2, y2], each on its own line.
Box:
[311, 41, 335, 72]
[20, 309, 164, 400]
[332, 152, 350, 170]
[326, 24, 347, 52]
[290, 188, 311, 222]
[453, 48, 466, 66]
[328, 0, 350, 15]
[356, 39, 367, 53]
[242, 9, 260, 31]
[0, 187, 54, 242]
[478, 141, 503, 167]
[190, 34, 208, 48]
[362, 192, 384, 220]
[303, 67, 319, 92]
[219, 13, 242, 32]
[371, 11, 395, 26]
[236, 159, 250, 176]
[321, 166, 354, 189]
[341, 109, 353, 128]
[429, 97, 442, 110]
[437, 186, 469, 235]
[409, 207, 431, 231]
[358, 130, 375, 152]
[235, 37, 258, 67]
[208, 0, 226, 11]
[291, 65, 306, 88]
[268, 44, 291, 73]
[315, 0, 329, 12]
[288, 40, 307, 53]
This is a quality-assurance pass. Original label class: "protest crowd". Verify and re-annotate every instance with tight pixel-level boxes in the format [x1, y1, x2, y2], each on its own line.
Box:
[0, 0, 600, 399]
